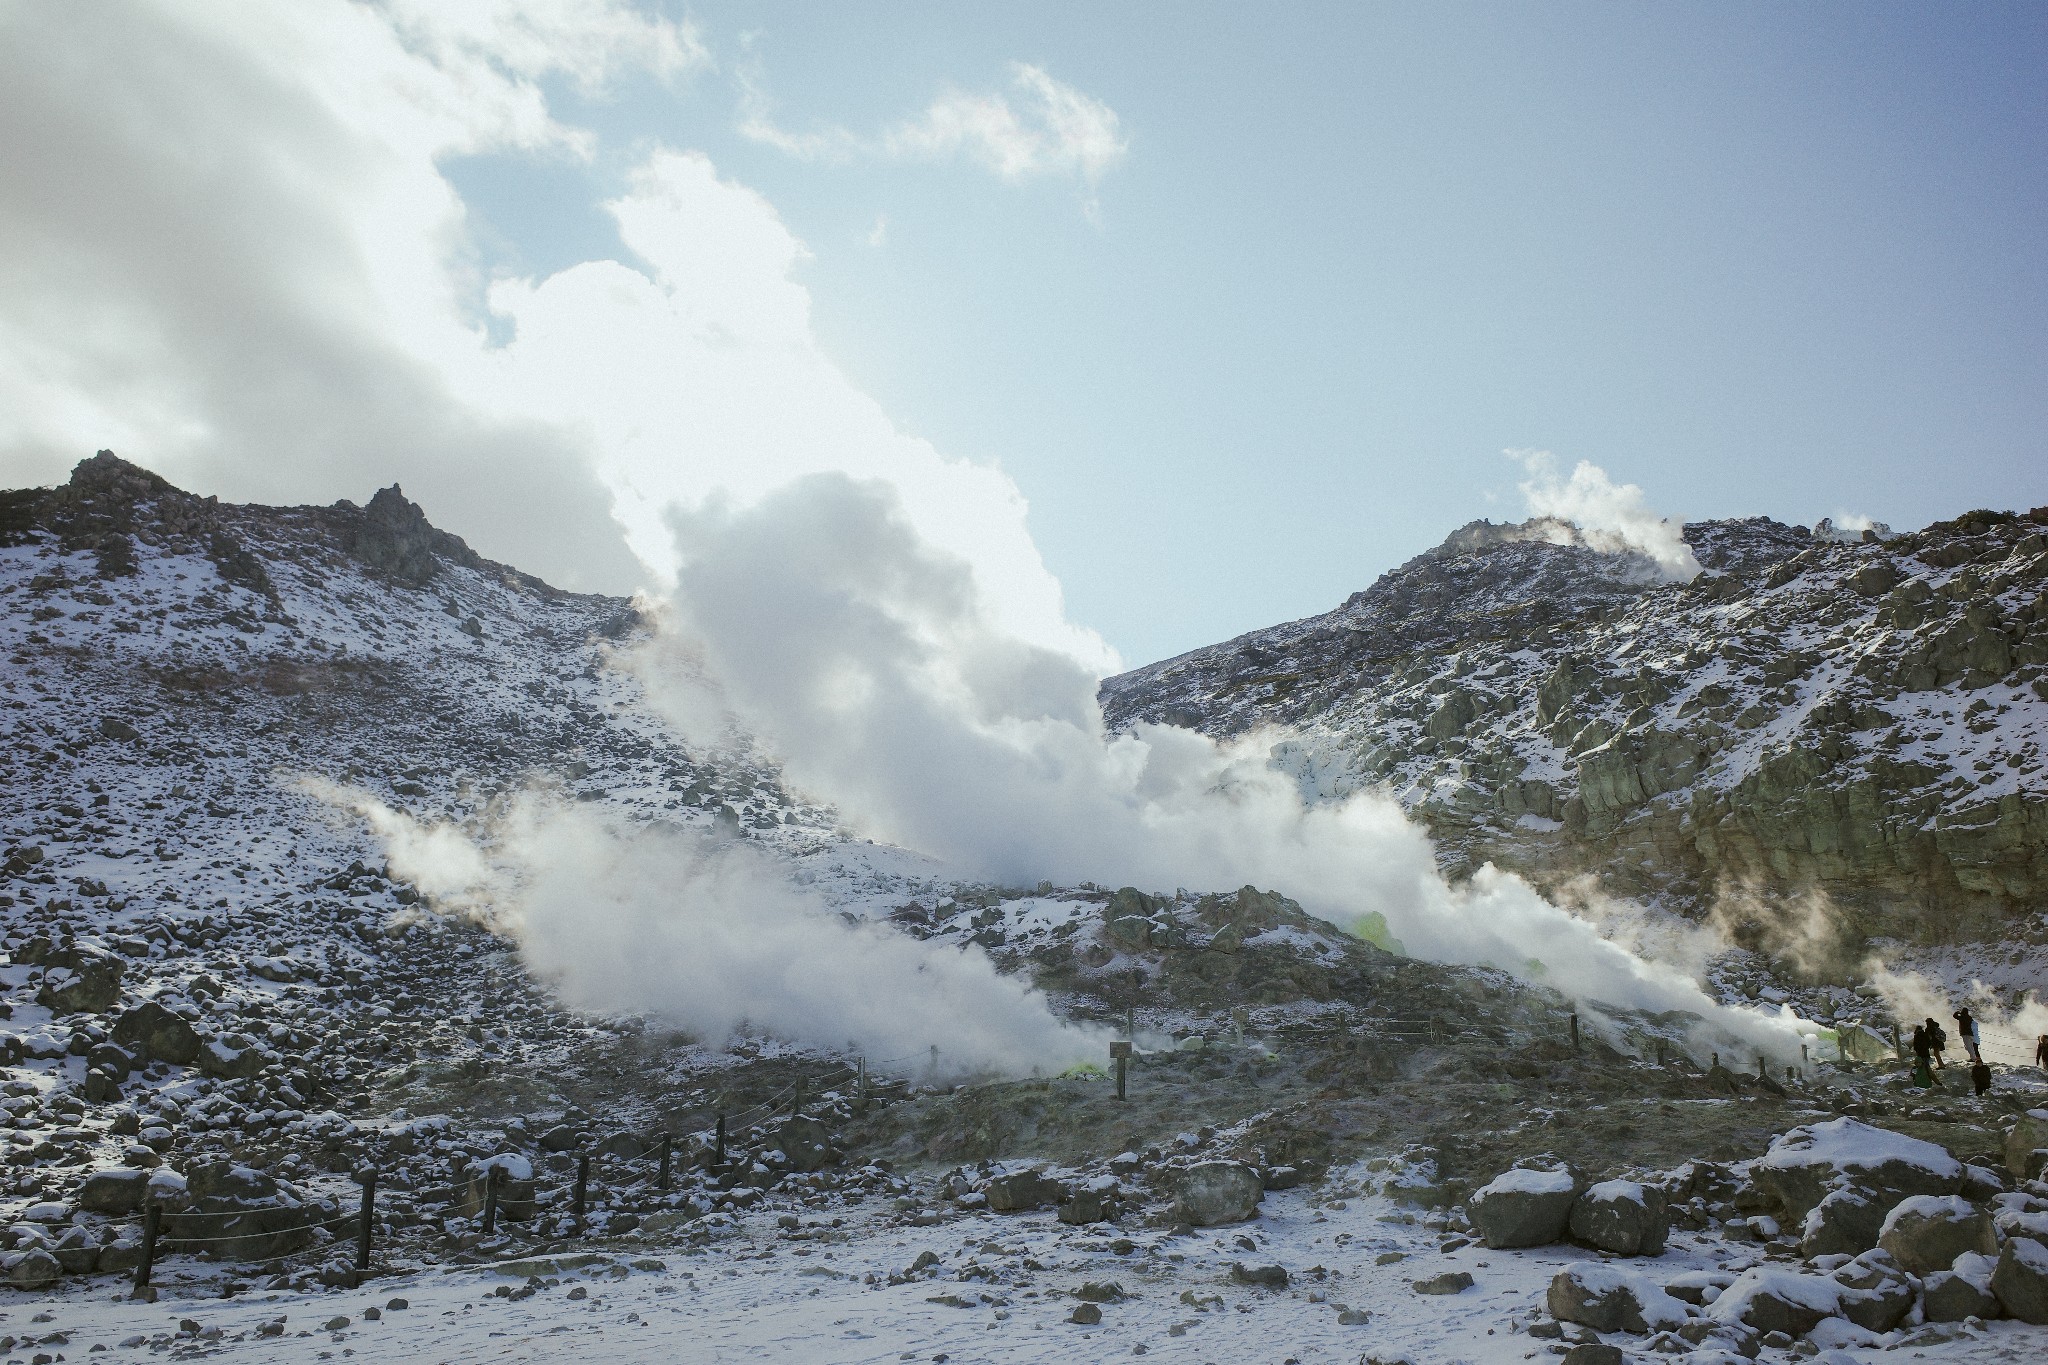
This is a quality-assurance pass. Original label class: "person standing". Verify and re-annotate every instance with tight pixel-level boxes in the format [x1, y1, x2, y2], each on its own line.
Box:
[1954, 1008, 1981, 1065]
[1911, 1023, 1933, 1088]
[2036, 1034, 2047, 1071]
[1926, 1017, 1948, 1069]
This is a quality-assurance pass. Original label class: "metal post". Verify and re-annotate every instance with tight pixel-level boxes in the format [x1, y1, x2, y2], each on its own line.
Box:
[1756, 1055, 1766, 1080]
[791, 1085, 802, 1119]
[355, 1170, 376, 1273]
[1712, 1052, 1719, 1071]
[715, 1115, 727, 1169]
[573, 1152, 590, 1234]
[657, 1134, 673, 1192]
[1569, 1013, 1580, 1052]
[1655, 1038, 1666, 1067]
[132, 1203, 161, 1297]
[857, 1057, 868, 1109]
[1111, 1040, 1132, 1102]
[1800, 1043, 1809, 1064]
[929, 1044, 939, 1078]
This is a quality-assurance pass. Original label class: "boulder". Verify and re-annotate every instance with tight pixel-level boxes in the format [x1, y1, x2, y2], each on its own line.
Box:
[1560, 1346, 1622, 1365]
[463, 1154, 538, 1222]
[50, 1225, 99, 1275]
[164, 1161, 328, 1259]
[1990, 1235, 2048, 1324]
[2005, 1110, 2048, 1181]
[986, 1166, 1066, 1215]
[1752, 1118, 1961, 1224]
[1411, 1271, 1474, 1295]
[1799, 1185, 1886, 1258]
[111, 1002, 201, 1065]
[1058, 1177, 1121, 1226]
[1231, 1262, 1288, 1288]
[35, 953, 124, 1014]
[1921, 1254, 2000, 1322]
[1707, 1265, 1841, 1337]
[1829, 1248, 1916, 1333]
[773, 1116, 834, 1174]
[77, 1166, 151, 1215]
[1173, 1161, 1262, 1227]
[1567, 1179, 1668, 1256]
[1877, 1194, 1998, 1275]
[5, 1248, 61, 1289]
[196, 1035, 268, 1080]
[1469, 1165, 1580, 1249]
[1547, 1264, 1689, 1333]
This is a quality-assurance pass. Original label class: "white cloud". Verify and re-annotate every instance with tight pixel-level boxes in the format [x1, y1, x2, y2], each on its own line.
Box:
[0, 0, 705, 592]
[1510, 449, 1702, 581]
[741, 61, 1127, 187]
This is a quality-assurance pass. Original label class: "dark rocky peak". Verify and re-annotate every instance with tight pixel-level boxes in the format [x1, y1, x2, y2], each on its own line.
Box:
[344, 483, 483, 587]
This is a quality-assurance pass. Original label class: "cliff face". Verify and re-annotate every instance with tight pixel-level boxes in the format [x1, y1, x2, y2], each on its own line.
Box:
[1103, 510, 2048, 950]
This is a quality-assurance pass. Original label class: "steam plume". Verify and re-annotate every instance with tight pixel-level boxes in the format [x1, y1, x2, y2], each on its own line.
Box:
[1511, 450, 1702, 581]
[300, 777, 1102, 1078]
[628, 474, 1814, 1064]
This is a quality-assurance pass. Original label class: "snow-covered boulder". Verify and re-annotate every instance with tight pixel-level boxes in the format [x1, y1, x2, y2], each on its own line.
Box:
[1800, 1185, 1887, 1258]
[1172, 1161, 1261, 1226]
[111, 1000, 201, 1064]
[4, 1248, 61, 1289]
[1922, 1252, 2000, 1322]
[1828, 1248, 1917, 1333]
[2006, 1110, 2048, 1181]
[1990, 1236, 2048, 1324]
[1547, 1263, 1689, 1333]
[987, 1165, 1066, 1215]
[1708, 1265, 1842, 1337]
[76, 1166, 151, 1215]
[1567, 1179, 1667, 1256]
[1752, 1118, 1960, 1224]
[1470, 1165, 1580, 1249]
[1876, 1194, 1997, 1275]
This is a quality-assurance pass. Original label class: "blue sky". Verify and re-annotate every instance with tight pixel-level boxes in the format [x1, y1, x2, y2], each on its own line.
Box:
[5, 2, 2044, 667]
[456, 2, 2047, 663]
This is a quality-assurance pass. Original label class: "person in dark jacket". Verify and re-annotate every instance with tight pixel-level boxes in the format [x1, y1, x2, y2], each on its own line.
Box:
[1910, 1023, 1934, 1087]
[1954, 1008, 1981, 1064]
[1926, 1017, 1948, 1068]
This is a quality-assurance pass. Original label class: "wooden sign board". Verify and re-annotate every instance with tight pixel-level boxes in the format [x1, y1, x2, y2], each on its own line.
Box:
[1109, 1041, 1133, 1058]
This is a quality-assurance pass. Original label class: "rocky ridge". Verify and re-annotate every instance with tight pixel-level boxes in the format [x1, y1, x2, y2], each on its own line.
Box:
[1102, 509, 2048, 957]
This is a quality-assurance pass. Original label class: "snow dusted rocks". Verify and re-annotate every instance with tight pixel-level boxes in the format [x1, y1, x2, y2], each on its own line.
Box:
[1991, 1235, 2048, 1324]
[1565, 1178, 1668, 1256]
[1753, 1117, 1961, 1243]
[2006, 1109, 2048, 1180]
[1469, 1163, 1580, 1249]
[1827, 1249, 1918, 1333]
[1922, 1253, 2001, 1322]
[1546, 1264, 1687, 1333]
[1172, 1160, 1262, 1227]
[1708, 1263, 1846, 1337]
[1876, 1193, 1998, 1275]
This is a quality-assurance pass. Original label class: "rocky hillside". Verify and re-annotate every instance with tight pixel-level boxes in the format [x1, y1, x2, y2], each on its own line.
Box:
[1103, 509, 2048, 953]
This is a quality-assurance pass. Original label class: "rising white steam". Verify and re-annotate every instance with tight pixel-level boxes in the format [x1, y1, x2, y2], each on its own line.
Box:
[630, 473, 1815, 1065]
[1511, 450, 1703, 581]
[299, 777, 1102, 1078]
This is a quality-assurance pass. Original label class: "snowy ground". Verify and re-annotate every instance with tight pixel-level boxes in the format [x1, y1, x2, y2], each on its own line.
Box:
[12, 1176, 2044, 1363]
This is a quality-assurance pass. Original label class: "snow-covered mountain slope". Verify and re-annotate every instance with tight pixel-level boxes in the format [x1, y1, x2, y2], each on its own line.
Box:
[1103, 510, 2048, 952]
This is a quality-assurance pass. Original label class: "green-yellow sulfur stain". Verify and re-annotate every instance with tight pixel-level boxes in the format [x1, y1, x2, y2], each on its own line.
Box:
[1351, 912, 1405, 956]
[1060, 1062, 1106, 1080]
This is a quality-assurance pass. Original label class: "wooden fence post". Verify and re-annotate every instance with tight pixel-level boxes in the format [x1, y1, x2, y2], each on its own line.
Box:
[715, 1115, 727, 1169]
[355, 1170, 376, 1273]
[657, 1134, 673, 1192]
[574, 1152, 591, 1234]
[482, 1167, 502, 1236]
[1110, 1040, 1132, 1102]
[1569, 1013, 1580, 1052]
[132, 1202, 161, 1298]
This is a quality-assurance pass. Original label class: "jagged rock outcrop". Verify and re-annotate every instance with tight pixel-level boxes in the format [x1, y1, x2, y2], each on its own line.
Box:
[1104, 507, 2048, 944]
